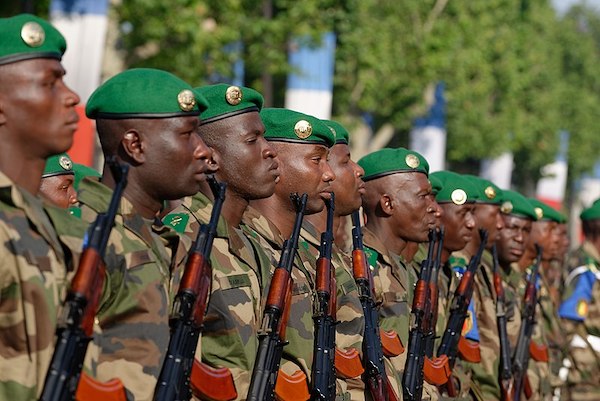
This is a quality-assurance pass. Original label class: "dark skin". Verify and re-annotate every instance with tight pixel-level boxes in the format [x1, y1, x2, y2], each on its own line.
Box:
[363, 172, 437, 255]
[0, 58, 79, 194]
[554, 223, 570, 264]
[401, 191, 444, 262]
[250, 142, 335, 238]
[305, 143, 364, 233]
[438, 202, 476, 263]
[39, 174, 77, 209]
[496, 215, 532, 271]
[199, 112, 280, 227]
[518, 220, 559, 271]
[463, 203, 505, 257]
[97, 116, 212, 219]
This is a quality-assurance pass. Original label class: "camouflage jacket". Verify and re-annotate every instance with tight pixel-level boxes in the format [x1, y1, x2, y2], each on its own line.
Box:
[242, 206, 316, 386]
[164, 193, 270, 400]
[0, 171, 84, 400]
[558, 241, 600, 400]
[300, 221, 365, 400]
[78, 177, 188, 401]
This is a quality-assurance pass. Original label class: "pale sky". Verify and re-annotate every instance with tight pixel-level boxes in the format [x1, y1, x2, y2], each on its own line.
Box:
[552, 0, 600, 14]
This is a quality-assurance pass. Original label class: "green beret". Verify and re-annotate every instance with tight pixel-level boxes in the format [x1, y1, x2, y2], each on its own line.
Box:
[430, 171, 478, 205]
[323, 120, 349, 145]
[260, 108, 335, 147]
[0, 14, 66, 66]
[429, 174, 443, 196]
[357, 148, 429, 182]
[72, 163, 101, 190]
[42, 153, 73, 178]
[195, 84, 263, 124]
[528, 198, 563, 223]
[499, 190, 537, 220]
[580, 199, 600, 221]
[86, 68, 209, 119]
[463, 175, 503, 205]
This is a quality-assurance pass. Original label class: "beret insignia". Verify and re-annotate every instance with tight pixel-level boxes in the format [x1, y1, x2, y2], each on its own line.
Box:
[21, 21, 45, 48]
[451, 189, 467, 205]
[225, 85, 242, 106]
[177, 89, 196, 112]
[405, 154, 420, 169]
[59, 155, 72, 171]
[500, 201, 514, 214]
[484, 186, 496, 200]
[294, 120, 312, 139]
[535, 207, 544, 220]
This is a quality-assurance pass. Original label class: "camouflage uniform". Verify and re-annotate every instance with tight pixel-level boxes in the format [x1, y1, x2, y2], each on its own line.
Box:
[361, 227, 408, 400]
[558, 241, 600, 401]
[299, 221, 365, 400]
[164, 192, 270, 400]
[242, 206, 316, 390]
[0, 172, 84, 400]
[78, 177, 188, 401]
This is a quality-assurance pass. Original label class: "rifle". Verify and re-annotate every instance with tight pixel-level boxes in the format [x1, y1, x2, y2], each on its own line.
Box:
[402, 229, 441, 401]
[422, 228, 452, 387]
[492, 244, 514, 401]
[350, 211, 399, 401]
[40, 158, 129, 401]
[247, 193, 309, 401]
[512, 245, 542, 401]
[152, 175, 229, 401]
[435, 229, 488, 395]
[310, 193, 337, 401]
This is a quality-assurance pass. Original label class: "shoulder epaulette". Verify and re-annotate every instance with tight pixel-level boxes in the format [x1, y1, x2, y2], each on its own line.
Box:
[364, 246, 379, 271]
[162, 212, 189, 234]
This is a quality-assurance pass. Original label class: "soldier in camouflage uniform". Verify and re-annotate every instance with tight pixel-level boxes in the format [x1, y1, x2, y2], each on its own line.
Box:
[81, 69, 213, 401]
[0, 14, 83, 399]
[454, 176, 504, 401]
[302, 119, 366, 400]
[243, 108, 336, 399]
[559, 199, 600, 401]
[39, 153, 78, 209]
[163, 84, 280, 400]
[357, 147, 439, 400]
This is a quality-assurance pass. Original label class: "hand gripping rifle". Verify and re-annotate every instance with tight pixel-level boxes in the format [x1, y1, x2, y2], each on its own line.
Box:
[492, 244, 514, 401]
[512, 245, 542, 401]
[40, 158, 128, 401]
[247, 193, 309, 401]
[152, 176, 231, 401]
[350, 211, 399, 401]
[435, 229, 488, 396]
[402, 229, 440, 401]
[422, 228, 453, 388]
[310, 193, 337, 401]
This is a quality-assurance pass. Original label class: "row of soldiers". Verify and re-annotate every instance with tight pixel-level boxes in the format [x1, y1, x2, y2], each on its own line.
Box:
[0, 13, 598, 401]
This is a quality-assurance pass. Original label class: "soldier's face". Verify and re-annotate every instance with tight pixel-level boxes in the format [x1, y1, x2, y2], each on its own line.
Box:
[497, 215, 532, 264]
[271, 143, 335, 214]
[390, 172, 437, 243]
[39, 174, 77, 209]
[440, 203, 475, 252]
[528, 220, 559, 260]
[206, 112, 280, 200]
[473, 204, 504, 248]
[328, 144, 364, 216]
[0, 58, 79, 157]
[141, 115, 213, 200]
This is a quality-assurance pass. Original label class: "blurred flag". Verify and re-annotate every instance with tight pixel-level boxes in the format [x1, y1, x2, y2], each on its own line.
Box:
[536, 131, 569, 210]
[480, 152, 514, 189]
[285, 32, 336, 120]
[50, 0, 109, 166]
[409, 82, 446, 173]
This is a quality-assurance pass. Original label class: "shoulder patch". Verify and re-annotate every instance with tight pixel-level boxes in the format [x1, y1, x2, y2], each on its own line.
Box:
[364, 246, 379, 271]
[162, 212, 189, 233]
[462, 299, 480, 341]
[559, 269, 596, 321]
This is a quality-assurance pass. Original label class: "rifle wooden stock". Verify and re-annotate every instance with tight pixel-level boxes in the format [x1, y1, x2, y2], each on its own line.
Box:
[423, 355, 451, 386]
[529, 341, 549, 362]
[275, 370, 310, 401]
[40, 159, 128, 401]
[457, 336, 481, 363]
[75, 373, 127, 401]
[380, 330, 404, 357]
[334, 348, 364, 379]
[190, 359, 237, 401]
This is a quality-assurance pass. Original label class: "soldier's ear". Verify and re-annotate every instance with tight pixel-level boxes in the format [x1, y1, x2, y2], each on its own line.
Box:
[120, 130, 144, 163]
[380, 194, 394, 216]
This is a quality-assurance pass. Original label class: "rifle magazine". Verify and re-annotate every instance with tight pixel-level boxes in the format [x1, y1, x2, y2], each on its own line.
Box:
[423, 355, 451, 386]
[190, 359, 237, 401]
[457, 336, 481, 363]
[334, 347, 364, 378]
[380, 330, 404, 357]
[274, 369, 309, 401]
[75, 372, 127, 401]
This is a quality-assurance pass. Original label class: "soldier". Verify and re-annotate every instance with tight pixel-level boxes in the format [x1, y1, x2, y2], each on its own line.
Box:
[301, 119, 366, 399]
[39, 153, 78, 208]
[356, 147, 438, 399]
[558, 199, 600, 401]
[428, 170, 479, 400]
[81, 68, 212, 400]
[163, 83, 280, 400]
[243, 108, 336, 398]
[0, 14, 82, 399]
